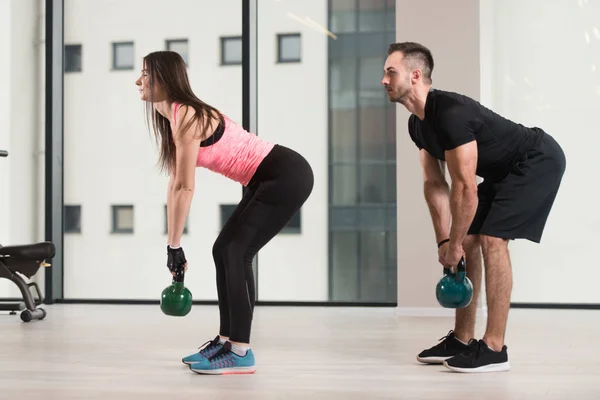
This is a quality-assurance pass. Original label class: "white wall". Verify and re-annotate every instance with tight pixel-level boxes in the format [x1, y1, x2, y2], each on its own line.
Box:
[395, 0, 485, 315]
[9, 0, 40, 248]
[0, 0, 13, 297]
[62, 0, 328, 301]
[255, 1, 328, 301]
[0, 0, 41, 299]
[489, 0, 599, 304]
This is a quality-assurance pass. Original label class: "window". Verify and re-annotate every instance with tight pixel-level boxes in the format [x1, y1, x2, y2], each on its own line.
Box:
[220, 204, 237, 228]
[64, 205, 81, 233]
[220, 36, 242, 65]
[330, 58, 357, 110]
[64, 44, 82, 72]
[112, 42, 134, 70]
[330, 0, 356, 34]
[220, 204, 301, 233]
[164, 205, 189, 234]
[327, 0, 397, 303]
[166, 39, 189, 65]
[358, 0, 386, 32]
[359, 56, 387, 107]
[111, 205, 134, 233]
[277, 33, 301, 63]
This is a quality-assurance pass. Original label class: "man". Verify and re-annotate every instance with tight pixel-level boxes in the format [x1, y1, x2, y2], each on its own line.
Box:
[382, 42, 566, 373]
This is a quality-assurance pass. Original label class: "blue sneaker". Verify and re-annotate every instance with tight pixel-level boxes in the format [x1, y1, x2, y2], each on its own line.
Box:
[181, 335, 223, 365]
[189, 341, 256, 375]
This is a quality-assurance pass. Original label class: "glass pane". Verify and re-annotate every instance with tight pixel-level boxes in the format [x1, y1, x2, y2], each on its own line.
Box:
[331, 232, 359, 301]
[359, 0, 385, 11]
[386, 231, 397, 265]
[358, 0, 385, 32]
[385, 7, 395, 31]
[386, 105, 396, 160]
[386, 162, 396, 203]
[359, 57, 385, 107]
[64, 205, 81, 233]
[333, 165, 358, 205]
[331, 58, 357, 109]
[114, 42, 134, 69]
[359, 164, 385, 204]
[359, 107, 385, 161]
[386, 230, 397, 301]
[256, 0, 396, 303]
[359, 56, 384, 90]
[331, 0, 356, 33]
[279, 34, 301, 62]
[223, 37, 242, 64]
[64, 0, 243, 300]
[167, 40, 189, 64]
[331, 109, 357, 163]
[0, 0, 48, 300]
[116, 206, 134, 231]
[65, 44, 82, 72]
[359, 231, 387, 301]
[331, 0, 356, 11]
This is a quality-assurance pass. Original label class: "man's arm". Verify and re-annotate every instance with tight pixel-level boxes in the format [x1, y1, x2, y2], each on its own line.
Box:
[444, 141, 479, 250]
[420, 149, 451, 245]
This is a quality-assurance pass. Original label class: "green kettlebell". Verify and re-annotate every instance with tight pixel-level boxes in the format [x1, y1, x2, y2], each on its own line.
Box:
[436, 257, 473, 308]
[160, 265, 192, 317]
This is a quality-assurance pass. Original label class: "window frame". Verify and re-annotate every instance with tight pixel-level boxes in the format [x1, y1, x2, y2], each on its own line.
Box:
[111, 41, 135, 71]
[276, 33, 302, 63]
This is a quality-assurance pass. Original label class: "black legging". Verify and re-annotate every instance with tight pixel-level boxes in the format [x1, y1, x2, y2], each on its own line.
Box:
[211, 145, 314, 343]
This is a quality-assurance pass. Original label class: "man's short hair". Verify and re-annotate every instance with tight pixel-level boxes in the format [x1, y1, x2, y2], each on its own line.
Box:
[388, 42, 434, 83]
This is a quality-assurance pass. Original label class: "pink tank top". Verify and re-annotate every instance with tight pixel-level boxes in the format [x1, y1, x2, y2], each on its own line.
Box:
[173, 104, 274, 186]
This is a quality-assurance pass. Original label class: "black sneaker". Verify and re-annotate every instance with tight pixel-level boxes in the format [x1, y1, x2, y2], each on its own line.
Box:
[443, 339, 510, 373]
[416, 330, 471, 364]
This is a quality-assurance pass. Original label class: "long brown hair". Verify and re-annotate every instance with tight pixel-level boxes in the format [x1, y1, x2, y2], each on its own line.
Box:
[143, 51, 224, 173]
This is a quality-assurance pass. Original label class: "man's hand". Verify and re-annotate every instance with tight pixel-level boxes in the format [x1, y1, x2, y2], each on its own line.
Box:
[438, 242, 465, 271]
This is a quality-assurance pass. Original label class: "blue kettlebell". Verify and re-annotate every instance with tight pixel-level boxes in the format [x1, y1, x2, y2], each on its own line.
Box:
[436, 257, 473, 308]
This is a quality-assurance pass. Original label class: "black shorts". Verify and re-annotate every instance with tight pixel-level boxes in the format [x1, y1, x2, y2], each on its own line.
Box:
[467, 131, 566, 243]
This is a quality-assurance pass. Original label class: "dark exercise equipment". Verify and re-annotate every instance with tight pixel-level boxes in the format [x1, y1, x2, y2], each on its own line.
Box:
[0, 149, 56, 322]
[436, 257, 473, 309]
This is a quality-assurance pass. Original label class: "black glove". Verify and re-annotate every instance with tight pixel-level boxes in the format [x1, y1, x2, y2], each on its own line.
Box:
[167, 245, 187, 282]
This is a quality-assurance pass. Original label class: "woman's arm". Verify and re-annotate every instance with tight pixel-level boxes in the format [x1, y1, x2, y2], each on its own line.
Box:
[167, 106, 203, 248]
[166, 170, 176, 245]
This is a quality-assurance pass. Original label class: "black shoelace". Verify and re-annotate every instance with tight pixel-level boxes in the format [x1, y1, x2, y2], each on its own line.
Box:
[463, 339, 485, 359]
[198, 336, 220, 352]
[439, 330, 455, 342]
[208, 342, 232, 363]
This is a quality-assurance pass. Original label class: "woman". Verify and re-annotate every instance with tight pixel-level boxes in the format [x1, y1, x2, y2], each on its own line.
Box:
[136, 51, 314, 375]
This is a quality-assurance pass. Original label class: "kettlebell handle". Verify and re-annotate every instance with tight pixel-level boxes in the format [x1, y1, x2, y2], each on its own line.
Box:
[457, 256, 466, 272]
[172, 264, 186, 284]
[442, 256, 466, 276]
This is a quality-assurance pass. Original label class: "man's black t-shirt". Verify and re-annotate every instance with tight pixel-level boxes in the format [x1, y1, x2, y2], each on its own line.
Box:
[408, 88, 544, 180]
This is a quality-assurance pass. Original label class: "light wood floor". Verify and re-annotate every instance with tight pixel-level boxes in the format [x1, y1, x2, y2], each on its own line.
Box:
[1, 304, 599, 399]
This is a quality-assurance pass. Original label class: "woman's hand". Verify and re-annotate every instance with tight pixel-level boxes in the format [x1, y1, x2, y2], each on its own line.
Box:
[167, 245, 188, 278]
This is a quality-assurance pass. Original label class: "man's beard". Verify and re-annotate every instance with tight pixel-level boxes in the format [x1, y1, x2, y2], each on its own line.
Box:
[389, 86, 411, 104]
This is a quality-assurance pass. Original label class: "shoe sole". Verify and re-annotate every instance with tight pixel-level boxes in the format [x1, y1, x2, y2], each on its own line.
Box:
[189, 366, 256, 375]
[443, 360, 511, 373]
[416, 355, 453, 364]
